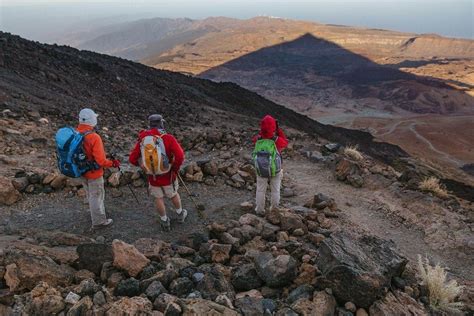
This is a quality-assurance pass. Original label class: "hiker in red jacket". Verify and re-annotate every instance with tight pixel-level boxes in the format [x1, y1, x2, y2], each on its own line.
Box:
[252, 115, 288, 215]
[129, 114, 186, 231]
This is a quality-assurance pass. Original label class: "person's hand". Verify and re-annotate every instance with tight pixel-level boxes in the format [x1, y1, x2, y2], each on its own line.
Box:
[112, 159, 121, 168]
[170, 169, 178, 181]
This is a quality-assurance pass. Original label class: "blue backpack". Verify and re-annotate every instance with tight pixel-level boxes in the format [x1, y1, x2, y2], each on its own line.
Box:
[55, 127, 99, 178]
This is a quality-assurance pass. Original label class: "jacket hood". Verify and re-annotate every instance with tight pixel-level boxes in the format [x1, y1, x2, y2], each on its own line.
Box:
[260, 115, 276, 139]
[138, 128, 162, 139]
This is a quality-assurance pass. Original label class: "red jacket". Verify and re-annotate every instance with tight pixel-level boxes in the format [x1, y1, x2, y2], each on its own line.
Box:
[252, 115, 288, 153]
[129, 128, 185, 187]
[77, 124, 113, 180]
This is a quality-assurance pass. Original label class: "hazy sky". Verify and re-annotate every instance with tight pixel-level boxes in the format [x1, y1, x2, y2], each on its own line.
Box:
[1, 0, 472, 41]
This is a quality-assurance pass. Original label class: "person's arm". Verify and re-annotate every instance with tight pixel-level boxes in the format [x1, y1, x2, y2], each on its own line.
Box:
[168, 135, 185, 172]
[90, 134, 113, 168]
[128, 141, 141, 166]
[275, 128, 289, 152]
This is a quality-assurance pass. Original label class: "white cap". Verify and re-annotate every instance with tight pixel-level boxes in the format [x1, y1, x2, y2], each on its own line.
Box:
[79, 108, 98, 127]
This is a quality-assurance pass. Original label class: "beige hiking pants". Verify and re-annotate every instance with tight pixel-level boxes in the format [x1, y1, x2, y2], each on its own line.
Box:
[82, 177, 107, 226]
[255, 170, 283, 214]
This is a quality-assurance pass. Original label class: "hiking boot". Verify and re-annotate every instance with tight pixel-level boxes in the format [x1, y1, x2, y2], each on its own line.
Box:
[160, 217, 171, 232]
[92, 219, 113, 230]
[176, 209, 188, 223]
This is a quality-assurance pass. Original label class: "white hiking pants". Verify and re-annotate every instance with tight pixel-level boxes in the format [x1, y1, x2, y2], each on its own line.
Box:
[82, 177, 107, 226]
[255, 170, 283, 214]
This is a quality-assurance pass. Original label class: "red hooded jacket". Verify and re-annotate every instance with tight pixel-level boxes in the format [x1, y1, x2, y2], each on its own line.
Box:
[129, 128, 185, 187]
[252, 115, 288, 152]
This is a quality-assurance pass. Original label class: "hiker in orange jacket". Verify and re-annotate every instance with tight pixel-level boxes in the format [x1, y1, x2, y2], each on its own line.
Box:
[77, 108, 120, 228]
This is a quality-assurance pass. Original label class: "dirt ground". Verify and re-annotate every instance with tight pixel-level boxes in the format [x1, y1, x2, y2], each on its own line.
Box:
[0, 182, 253, 244]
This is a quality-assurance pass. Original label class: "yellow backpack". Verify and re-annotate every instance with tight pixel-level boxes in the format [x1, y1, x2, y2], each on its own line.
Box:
[140, 135, 171, 176]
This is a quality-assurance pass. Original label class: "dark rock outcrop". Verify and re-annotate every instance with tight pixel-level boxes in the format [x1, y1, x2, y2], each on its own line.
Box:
[316, 232, 407, 308]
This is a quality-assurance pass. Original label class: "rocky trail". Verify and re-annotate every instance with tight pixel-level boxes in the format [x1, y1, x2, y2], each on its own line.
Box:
[2, 155, 472, 282]
[284, 159, 474, 280]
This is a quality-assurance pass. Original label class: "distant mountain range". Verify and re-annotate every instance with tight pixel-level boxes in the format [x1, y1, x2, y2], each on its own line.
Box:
[62, 16, 474, 117]
[58, 17, 474, 174]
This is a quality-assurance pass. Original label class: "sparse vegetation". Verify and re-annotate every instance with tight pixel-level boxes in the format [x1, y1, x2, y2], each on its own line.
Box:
[418, 177, 449, 198]
[417, 255, 463, 313]
[343, 145, 364, 161]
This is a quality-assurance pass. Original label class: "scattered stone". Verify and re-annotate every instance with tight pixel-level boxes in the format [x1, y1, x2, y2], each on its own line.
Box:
[93, 291, 106, 306]
[65, 292, 81, 305]
[313, 290, 337, 316]
[0, 176, 21, 205]
[105, 297, 153, 316]
[170, 277, 194, 297]
[240, 201, 254, 212]
[235, 296, 264, 315]
[153, 293, 178, 312]
[133, 238, 164, 261]
[67, 296, 93, 316]
[27, 282, 65, 315]
[287, 284, 313, 304]
[145, 280, 167, 301]
[231, 264, 263, 291]
[75, 243, 113, 275]
[112, 239, 150, 277]
[254, 252, 297, 287]
[355, 308, 368, 316]
[75, 278, 100, 296]
[114, 278, 140, 297]
[344, 301, 357, 313]
[181, 298, 239, 315]
[215, 294, 234, 309]
[11, 177, 29, 192]
[165, 301, 182, 315]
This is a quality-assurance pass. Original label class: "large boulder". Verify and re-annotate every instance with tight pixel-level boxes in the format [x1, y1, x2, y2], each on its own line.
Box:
[105, 297, 153, 315]
[75, 243, 113, 275]
[112, 239, 150, 277]
[0, 176, 21, 205]
[369, 290, 428, 316]
[316, 232, 407, 308]
[4, 250, 74, 291]
[181, 298, 240, 316]
[254, 252, 298, 288]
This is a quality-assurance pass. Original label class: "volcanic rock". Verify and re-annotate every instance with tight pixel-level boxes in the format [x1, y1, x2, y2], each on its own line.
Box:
[4, 250, 74, 291]
[105, 296, 153, 315]
[112, 239, 150, 277]
[75, 243, 113, 275]
[181, 298, 240, 316]
[231, 264, 263, 291]
[316, 232, 407, 308]
[0, 176, 21, 205]
[254, 252, 297, 287]
[27, 282, 65, 316]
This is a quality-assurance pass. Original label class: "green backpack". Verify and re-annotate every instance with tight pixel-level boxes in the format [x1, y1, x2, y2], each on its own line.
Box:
[253, 138, 282, 178]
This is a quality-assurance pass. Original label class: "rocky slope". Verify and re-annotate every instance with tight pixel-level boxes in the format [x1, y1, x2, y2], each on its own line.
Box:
[0, 31, 473, 315]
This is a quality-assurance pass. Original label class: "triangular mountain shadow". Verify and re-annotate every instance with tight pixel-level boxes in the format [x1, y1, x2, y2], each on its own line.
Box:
[200, 33, 473, 114]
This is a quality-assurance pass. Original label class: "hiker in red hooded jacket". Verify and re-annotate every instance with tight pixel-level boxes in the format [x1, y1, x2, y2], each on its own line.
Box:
[252, 115, 288, 215]
[129, 114, 185, 231]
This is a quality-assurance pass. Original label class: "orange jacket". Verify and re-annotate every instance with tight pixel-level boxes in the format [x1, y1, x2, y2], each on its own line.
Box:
[76, 124, 113, 180]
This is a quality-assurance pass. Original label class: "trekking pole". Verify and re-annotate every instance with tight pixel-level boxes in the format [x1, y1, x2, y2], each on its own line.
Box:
[177, 173, 205, 218]
[118, 167, 140, 204]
